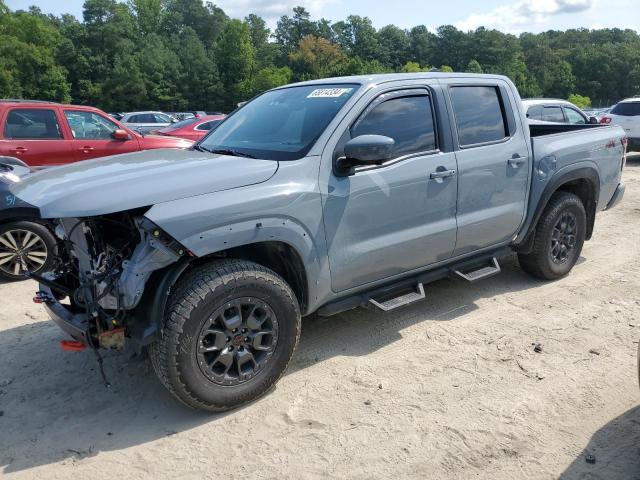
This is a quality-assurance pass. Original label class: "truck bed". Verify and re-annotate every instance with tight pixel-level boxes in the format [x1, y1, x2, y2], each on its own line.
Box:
[526, 123, 625, 232]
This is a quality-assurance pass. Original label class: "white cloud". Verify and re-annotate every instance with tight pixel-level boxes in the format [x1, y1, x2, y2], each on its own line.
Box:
[456, 0, 595, 32]
[213, 0, 338, 22]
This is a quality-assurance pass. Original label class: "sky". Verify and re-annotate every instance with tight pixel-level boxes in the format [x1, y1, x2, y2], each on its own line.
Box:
[5, 0, 640, 33]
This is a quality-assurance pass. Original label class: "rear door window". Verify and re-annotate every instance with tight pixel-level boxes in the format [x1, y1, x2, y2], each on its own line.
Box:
[541, 106, 565, 123]
[4, 109, 63, 139]
[450, 86, 508, 146]
[351, 94, 437, 158]
[610, 102, 640, 116]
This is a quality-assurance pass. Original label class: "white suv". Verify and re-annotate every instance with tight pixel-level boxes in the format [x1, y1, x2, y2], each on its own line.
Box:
[601, 99, 640, 151]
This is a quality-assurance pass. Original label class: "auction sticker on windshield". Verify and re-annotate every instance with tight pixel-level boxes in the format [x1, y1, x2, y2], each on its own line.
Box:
[307, 88, 353, 98]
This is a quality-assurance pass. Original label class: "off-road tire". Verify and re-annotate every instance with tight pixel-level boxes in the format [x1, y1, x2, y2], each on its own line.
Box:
[149, 259, 301, 412]
[0, 220, 56, 282]
[518, 192, 586, 280]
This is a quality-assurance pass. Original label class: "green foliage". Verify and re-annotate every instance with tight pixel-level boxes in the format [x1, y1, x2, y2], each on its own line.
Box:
[1, 3, 639, 110]
[465, 59, 483, 73]
[251, 66, 292, 95]
[568, 94, 591, 109]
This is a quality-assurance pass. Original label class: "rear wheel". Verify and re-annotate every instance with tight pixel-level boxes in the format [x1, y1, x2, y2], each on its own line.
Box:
[518, 192, 586, 280]
[0, 221, 56, 282]
[150, 259, 301, 411]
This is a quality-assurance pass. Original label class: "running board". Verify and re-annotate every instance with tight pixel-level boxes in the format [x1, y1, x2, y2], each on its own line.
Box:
[452, 257, 501, 282]
[369, 283, 425, 311]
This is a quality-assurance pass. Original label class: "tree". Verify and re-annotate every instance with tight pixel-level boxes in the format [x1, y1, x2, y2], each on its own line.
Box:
[251, 66, 293, 95]
[215, 19, 255, 109]
[275, 6, 316, 55]
[377, 25, 410, 69]
[288, 35, 346, 80]
[568, 94, 591, 109]
[466, 59, 483, 73]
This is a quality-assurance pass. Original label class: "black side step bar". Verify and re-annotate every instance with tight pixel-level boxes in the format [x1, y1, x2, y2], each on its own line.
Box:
[317, 248, 511, 317]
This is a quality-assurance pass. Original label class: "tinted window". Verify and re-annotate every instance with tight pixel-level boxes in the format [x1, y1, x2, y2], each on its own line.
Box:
[527, 105, 544, 120]
[542, 106, 565, 123]
[196, 120, 222, 131]
[128, 114, 154, 123]
[64, 110, 119, 139]
[450, 86, 507, 146]
[199, 84, 359, 161]
[564, 107, 586, 124]
[352, 95, 436, 158]
[4, 109, 63, 139]
[611, 102, 640, 116]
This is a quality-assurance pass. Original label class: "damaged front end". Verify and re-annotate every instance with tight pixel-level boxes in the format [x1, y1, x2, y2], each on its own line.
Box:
[37, 210, 188, 354]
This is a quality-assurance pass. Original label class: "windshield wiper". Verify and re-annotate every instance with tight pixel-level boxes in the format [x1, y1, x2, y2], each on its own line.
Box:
[209, 148, 256, 159]
[192, 144, 213, 153]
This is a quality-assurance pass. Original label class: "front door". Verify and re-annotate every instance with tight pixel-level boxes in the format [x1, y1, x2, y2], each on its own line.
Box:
[446, 83, 530, 255]
[63, 109, 139, 161]
[321, 88, 458, 292]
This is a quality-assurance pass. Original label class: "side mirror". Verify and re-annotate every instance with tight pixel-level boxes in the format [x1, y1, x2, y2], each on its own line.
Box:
[112, 129, 130, 140]
[588, 116, 599, 125]
[336, 135, 395, 176]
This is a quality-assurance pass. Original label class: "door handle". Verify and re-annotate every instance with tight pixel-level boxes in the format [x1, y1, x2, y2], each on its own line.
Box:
[430, 169, 456, 180]
[508, 155, 526, 167]
[79, 146, 95, 153]
[9, 147, 27, 155]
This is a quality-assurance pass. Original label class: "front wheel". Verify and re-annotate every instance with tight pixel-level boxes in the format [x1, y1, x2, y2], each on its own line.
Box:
[150, 259, 301, 411]
[0, 221, 56, 282]
[518, 192, 586, 280]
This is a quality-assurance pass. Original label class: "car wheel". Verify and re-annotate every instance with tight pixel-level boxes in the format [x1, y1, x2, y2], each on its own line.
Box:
[0, 221, 56, 282]
[150, 259, 301, 411]
[518, 192, 586, 280]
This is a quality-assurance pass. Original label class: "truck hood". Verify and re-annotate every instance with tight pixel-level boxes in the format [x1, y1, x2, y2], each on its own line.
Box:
[9, 149, 278, 218]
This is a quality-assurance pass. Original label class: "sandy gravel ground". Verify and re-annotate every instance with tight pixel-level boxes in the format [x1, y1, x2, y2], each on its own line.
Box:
[1, 157, 640, 480]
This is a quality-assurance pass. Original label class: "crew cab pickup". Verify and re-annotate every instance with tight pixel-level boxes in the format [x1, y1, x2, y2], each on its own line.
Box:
[9, 73, 626, 411]
[0, 100, 193, 167]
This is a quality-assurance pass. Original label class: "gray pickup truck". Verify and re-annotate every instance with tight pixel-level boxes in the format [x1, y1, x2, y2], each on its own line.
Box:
[9, 73, 626, 411]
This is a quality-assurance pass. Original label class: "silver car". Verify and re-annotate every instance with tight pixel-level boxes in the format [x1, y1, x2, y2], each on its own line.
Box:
[120, 111, 175, 134]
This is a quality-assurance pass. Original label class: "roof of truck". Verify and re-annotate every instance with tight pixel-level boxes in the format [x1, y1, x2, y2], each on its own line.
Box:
[279, 72, 511, 89]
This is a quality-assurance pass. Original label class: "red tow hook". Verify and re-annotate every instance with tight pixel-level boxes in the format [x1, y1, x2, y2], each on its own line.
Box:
[33, 291, 51, 304]
[60, 340, 87, 352]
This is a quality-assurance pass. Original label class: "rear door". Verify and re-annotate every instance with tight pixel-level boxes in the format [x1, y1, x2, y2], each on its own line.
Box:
[63, 109, 140, 161]
[0, 107, 73, 167]
[445, 81, 530, 256]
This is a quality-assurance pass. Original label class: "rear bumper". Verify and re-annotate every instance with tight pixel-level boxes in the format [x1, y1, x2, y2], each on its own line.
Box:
[606, 182, 625, 210]
[40, 284, 91, 344]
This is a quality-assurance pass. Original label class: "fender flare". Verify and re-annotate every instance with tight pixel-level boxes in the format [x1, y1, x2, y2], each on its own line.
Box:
[517, 166, 600, 249]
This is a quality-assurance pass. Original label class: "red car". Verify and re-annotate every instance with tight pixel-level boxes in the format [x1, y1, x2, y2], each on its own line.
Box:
[0, 100, 193, 168]
[152, 115, 226, 141]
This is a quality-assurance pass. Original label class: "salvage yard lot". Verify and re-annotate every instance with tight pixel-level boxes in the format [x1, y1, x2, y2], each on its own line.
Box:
[1, 157, 639, 479]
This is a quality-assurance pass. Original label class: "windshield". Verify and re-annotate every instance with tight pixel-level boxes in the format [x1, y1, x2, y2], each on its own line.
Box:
[198, 84, 359, 160]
